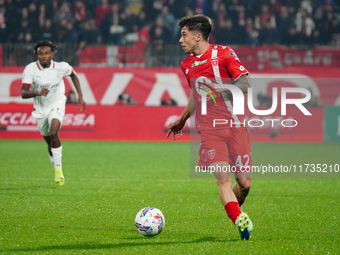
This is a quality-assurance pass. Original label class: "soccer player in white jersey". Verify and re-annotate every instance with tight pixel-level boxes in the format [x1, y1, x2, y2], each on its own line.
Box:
[21, 40, 86, 186]
[167, 15, 253, 240]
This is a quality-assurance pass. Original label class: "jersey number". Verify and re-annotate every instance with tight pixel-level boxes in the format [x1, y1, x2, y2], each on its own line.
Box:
[235, 154, 250, 167]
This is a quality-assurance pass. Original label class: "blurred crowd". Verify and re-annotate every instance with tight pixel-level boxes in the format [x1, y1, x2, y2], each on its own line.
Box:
[0, 0, 340, 49]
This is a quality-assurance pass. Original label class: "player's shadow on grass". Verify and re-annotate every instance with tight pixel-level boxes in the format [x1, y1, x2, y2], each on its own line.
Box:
[5, 237, 237, 252]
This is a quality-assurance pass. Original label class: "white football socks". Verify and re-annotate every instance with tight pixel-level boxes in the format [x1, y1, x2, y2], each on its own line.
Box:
[51, 146, 62, 169]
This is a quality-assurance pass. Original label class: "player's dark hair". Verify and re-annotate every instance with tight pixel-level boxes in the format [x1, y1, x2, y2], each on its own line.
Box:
[33, 40, 57, 55]
[178, 14, 213, 41]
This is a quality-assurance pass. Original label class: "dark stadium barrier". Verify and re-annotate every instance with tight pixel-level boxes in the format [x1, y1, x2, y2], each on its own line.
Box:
[2, 44, 340, 68]
[0, 46, 2, 66]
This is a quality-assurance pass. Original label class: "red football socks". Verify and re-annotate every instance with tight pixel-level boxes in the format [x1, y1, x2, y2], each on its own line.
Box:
[225, 201, 242, 224]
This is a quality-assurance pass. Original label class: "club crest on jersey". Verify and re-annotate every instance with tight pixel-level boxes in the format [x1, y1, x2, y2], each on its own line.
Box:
[207, 149, 215, 160]
[211, 57, 218, 67]
[191, 59, 208, 68]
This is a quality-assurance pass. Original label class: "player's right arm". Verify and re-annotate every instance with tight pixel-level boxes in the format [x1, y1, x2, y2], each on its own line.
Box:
[167, 91, 195, 140]
[21, 65, 49, 99]
[21, 85, 49, 98]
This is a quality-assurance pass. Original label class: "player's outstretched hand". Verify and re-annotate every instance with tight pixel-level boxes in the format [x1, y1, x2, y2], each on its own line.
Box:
[78, 97, 86, 112]
[167, 119, 185, 141]
[40, 88, 49, 96]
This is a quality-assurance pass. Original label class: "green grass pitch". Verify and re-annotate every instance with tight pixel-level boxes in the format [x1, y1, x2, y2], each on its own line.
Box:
[1, 140, 339, 254]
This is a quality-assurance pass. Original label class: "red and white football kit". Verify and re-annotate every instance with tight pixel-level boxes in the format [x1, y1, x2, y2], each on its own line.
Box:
[180, 44, 252, 170]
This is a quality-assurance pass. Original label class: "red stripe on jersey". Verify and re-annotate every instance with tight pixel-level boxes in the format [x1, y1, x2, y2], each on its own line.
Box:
[22, 83, 31, 86]
[36, 62, 41, 70]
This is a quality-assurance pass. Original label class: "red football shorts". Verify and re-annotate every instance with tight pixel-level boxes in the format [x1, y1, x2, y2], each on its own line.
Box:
[198, 128, 252, 172]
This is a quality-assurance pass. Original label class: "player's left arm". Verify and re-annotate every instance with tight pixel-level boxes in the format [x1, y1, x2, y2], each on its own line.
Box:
[218, 48, 251, 95]
[232, 74, 251, 94]
[213, 74, 251, 95]
[70, 71, 86, 112]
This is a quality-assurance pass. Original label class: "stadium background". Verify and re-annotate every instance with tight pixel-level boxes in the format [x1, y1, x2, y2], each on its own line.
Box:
[1, 1, 340, 254]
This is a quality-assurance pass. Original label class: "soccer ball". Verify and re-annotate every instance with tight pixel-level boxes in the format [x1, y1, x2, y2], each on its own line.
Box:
[135, 207, 165, 236]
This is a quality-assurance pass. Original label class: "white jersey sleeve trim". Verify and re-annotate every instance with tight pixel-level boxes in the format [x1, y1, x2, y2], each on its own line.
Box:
[234, 72, 249, 81]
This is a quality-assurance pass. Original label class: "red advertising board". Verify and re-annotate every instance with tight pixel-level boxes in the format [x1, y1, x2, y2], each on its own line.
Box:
[0, 104, 323, 143]
[0, 104, 190, 141]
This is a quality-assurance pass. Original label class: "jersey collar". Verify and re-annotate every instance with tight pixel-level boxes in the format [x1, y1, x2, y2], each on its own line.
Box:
[36, 60, 55, 70]
[193, 44, 212, 58]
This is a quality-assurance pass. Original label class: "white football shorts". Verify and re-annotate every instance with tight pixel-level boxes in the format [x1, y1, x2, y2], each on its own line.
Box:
[34, 104, 65, 136]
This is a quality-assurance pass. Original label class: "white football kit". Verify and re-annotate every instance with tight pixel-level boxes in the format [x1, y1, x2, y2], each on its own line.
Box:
[22, 60, 73, 136]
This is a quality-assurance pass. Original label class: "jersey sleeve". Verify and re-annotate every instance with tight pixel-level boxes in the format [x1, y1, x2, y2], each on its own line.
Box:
[60, 62, 73, 76]
[180, 61, 190, 85]
[22, 65, 33, 85]
[223, 47, 249, 81]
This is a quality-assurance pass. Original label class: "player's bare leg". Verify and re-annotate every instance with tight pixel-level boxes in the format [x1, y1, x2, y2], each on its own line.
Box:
[211, 161, 252, 240]
[233, 173, 251, 206]
[211, 161, 237, 205]
[211, 162, 240, 226]
[49, 118, 64, 186]
[50, 119, 62, 148]
[43, 136, 53, 166]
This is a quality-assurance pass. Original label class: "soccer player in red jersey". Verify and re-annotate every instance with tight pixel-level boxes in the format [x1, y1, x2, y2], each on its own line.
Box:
[167, 14, 253, 240]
